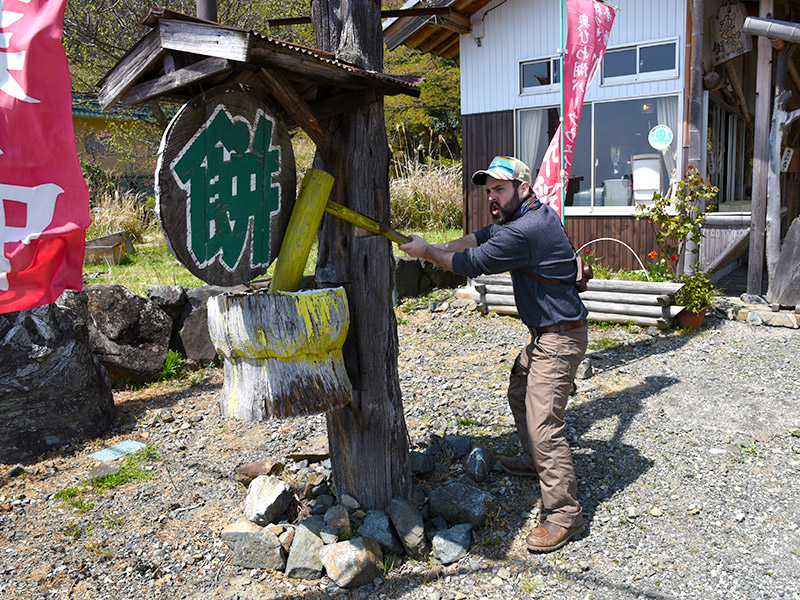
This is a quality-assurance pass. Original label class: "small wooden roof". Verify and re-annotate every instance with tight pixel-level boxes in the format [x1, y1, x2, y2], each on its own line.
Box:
[98, 8, 421, 111]
[382, 0, 496, 62]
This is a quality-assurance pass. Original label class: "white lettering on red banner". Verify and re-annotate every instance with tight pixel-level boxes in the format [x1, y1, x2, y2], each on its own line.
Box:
[0, 0, 89, 312]
[532, 0, 616, 219]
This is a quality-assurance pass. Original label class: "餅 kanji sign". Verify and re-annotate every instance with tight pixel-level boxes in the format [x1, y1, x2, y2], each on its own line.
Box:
[0, 0, 90, 313]
[156, 85, 295, 286]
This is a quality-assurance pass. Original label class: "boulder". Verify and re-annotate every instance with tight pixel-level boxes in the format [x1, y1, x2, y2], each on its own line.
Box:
[409, 450, 434, 475]
[319, 537, 383, 588]
[285, 516, 326, 579]
[387, 497, 430, 560]
[357, 510, 404, 555]
[428, 482, 496, 528]
[0, 303, 114, 462]
[441, 435, 472, 459]
[173, 284, 248, 362]
[431, 523, 472, 565]
[145, 284, 187, 322]
[220, 520, 286, 570]
[61, 284, 171, 383]
[244, 476, 293, 526]
[464, 447, 495, 482]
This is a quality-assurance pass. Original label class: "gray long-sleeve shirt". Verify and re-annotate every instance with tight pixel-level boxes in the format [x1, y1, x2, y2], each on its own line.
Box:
[451, 204, 588, 329]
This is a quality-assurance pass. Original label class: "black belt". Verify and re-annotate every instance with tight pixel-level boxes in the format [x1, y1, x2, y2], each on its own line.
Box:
[532, 319, 587, 335]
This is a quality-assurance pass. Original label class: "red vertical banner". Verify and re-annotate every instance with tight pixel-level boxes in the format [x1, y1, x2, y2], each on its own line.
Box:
[0, 0, 89, 313]
[532, 0, 616, 218]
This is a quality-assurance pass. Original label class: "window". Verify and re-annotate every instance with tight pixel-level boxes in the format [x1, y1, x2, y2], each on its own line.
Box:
[520, 57, 561, 93]
[518, 95, 681, 212]
[601, 40, 678, 85]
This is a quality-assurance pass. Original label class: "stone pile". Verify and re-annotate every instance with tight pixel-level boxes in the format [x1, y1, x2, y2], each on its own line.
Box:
[221, 434, 499, 590]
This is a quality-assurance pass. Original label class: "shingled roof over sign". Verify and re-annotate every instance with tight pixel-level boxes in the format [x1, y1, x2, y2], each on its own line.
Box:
[98, 8, 420, 111]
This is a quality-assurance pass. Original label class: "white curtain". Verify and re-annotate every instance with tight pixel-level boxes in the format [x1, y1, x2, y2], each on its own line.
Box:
[519, 109, 545, 170]
[657, 96, 679, 186]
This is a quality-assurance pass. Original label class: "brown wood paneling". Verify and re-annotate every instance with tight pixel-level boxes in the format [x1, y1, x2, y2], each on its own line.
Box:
[566, 216, 657, 272]
[462, 111, 658, 272]
[462, 110, 514, 233]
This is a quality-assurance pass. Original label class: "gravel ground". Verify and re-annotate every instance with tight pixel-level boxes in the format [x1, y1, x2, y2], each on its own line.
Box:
[1, 300, 798, 600]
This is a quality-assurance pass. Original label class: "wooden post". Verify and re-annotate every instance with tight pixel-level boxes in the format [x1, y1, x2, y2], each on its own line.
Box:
[748, 0, 774, 296]
[311, 1, 411, 510]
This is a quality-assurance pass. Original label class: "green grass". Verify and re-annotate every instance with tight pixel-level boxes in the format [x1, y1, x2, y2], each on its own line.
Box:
[83, 232, 204, 296]
[55, 445, 160, 517]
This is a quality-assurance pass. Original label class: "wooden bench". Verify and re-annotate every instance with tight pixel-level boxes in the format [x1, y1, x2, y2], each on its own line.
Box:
[463, 274, 686, 329]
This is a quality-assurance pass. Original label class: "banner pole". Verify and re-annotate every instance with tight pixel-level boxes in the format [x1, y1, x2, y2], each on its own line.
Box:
[559, 0, 566, 225]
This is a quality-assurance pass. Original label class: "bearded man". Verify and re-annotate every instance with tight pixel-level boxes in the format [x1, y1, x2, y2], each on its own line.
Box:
[400, 156, 588, 552]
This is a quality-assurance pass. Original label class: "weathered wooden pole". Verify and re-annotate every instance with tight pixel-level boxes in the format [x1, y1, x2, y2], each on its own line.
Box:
[683, 0, 705, 273]
[310, 1, 411, 509]
[747, 0, 774, 295]
[196, 0, 217, 22]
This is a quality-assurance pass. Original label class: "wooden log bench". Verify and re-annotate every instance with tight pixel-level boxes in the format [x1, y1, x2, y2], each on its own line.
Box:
[464, 275, 686, 329]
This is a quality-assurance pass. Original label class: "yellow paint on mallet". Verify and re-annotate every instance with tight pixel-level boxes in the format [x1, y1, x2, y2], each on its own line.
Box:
[269, 169, 335, 293]
[269, 169, 411, 296]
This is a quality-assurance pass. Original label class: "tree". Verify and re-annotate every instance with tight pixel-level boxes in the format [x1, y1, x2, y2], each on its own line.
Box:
[310, 0, 411, 510]
[384, 46, 461, 163]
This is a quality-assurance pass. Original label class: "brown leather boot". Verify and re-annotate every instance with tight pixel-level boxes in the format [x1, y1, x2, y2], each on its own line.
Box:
[526, 521, 585, 552]
[498, 455, 536, 478]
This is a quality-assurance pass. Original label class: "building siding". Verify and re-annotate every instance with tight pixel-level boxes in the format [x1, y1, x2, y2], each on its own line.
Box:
[462, 110, 515, 234]
[460, 0, 686, 115]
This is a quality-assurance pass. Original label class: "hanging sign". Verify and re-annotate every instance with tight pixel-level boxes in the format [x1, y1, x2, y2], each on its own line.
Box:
[648, 125, 674, 151]
[709, 3, 752, 66]
[156, 85, 296, 286]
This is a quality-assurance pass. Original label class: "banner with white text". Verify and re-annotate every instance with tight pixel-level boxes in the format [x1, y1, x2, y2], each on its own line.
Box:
[0, 0, 89, 313]
[533, 0, 616, 219]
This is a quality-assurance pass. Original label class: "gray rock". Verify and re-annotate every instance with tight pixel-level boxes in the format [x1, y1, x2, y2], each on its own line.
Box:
[388, 497, 430, 560]
[174, 284, 248, 362]
[145, 284, 187, 323]
[244, 476, 293, 526]
[464, 447, 495, 482]
[319, 537, 383, 588]
[357, 510, 404, 555]
[339, 493, 360, 510]
[220, 520, 285, 570]
[575, 357, 593, 379]
[320, 525, 339, 545]
[428, 481, 496, 528]
[409, 450, 434, 474]
[324, 504, 351, 537]
[0, 302, 114, 462]
[442, 435, 472, 459]
[285, 516, 325, 579]
[431, 523, 472, 565]
[63, 284, 172, 382]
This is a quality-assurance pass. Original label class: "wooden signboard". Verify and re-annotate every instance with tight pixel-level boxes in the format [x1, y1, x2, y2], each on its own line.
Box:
[709, 3, 752, 66]
[156, 84, 295, 286]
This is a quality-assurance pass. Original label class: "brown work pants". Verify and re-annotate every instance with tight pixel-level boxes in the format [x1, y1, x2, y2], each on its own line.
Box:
[507, 326, 588, 529]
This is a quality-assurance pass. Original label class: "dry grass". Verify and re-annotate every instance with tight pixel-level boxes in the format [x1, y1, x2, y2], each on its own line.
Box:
[87, 189, 155, 241]
[390, 158, 462, 230]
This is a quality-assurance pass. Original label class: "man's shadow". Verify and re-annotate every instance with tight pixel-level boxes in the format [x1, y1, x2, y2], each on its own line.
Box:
[469, 374, 676, 549]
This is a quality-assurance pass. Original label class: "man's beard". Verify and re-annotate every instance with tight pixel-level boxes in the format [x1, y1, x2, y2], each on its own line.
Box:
[490, 190, 523, 224]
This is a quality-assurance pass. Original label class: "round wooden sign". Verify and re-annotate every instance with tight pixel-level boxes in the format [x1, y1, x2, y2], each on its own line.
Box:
[156, 85, 296, 286]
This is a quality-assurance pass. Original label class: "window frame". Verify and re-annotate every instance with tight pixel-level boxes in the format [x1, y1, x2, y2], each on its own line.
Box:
[519, 56, 562, 95]
[601, 38, 680, 86]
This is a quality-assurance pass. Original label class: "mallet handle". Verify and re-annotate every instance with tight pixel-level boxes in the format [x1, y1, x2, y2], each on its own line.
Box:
[325, 200, 411, 245]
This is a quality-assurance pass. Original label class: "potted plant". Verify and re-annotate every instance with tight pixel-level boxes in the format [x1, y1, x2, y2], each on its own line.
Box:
[674, 270, 716, 329]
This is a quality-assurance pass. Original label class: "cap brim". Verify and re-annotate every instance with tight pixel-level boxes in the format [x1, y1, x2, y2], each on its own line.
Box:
[472, 168, 515, 185]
